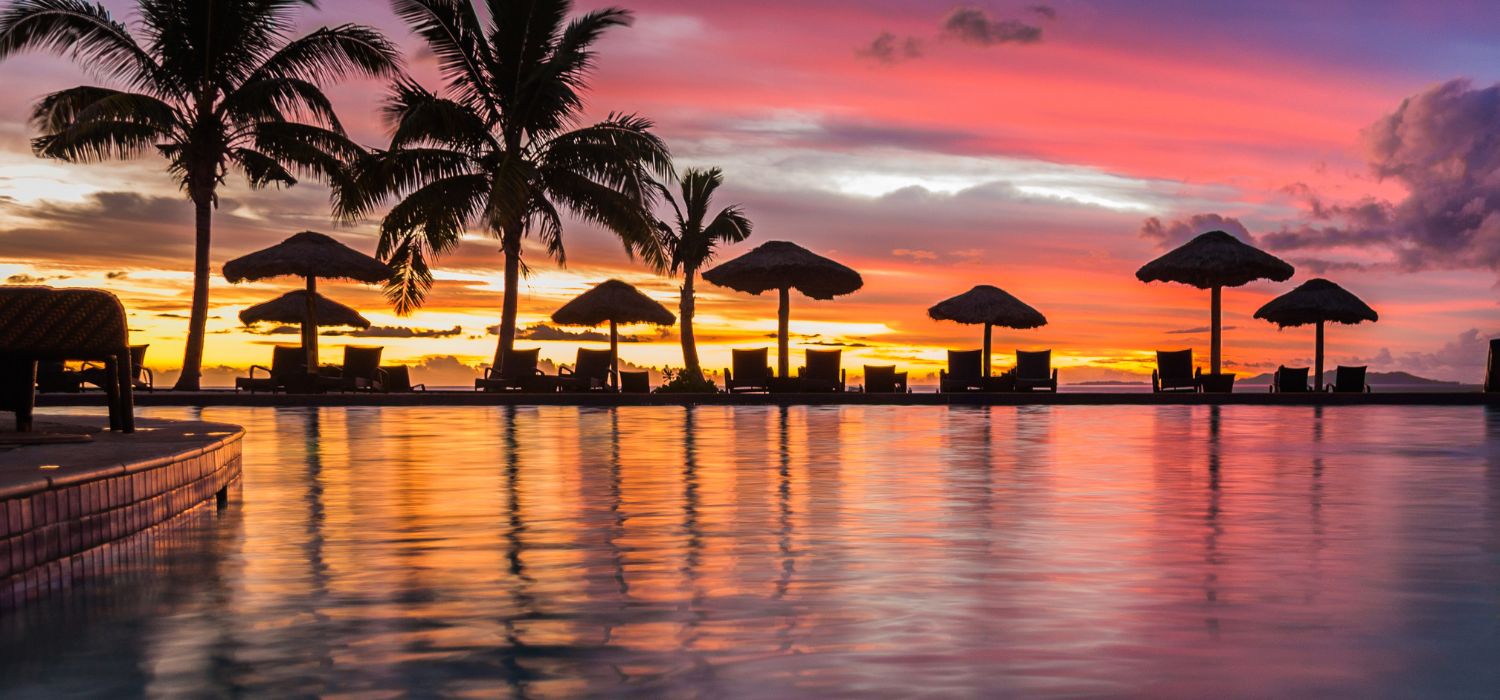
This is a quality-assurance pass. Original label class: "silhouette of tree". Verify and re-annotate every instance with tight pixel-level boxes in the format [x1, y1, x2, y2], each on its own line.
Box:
[339, 0, 670, 370]
[658, 168, 751, 382]
[0, 0, 399, 390]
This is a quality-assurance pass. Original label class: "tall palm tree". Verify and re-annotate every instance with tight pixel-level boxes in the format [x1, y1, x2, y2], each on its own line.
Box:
[338, 0, 671, 369]
[658, 167, 751, 382]
[0, 0, 399, 390]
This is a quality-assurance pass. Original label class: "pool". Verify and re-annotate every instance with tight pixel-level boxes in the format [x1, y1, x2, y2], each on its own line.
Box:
[2, 405, 1497, 697]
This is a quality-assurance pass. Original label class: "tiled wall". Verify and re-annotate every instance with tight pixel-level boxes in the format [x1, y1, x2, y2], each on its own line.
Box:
[0, 434, 243, 608]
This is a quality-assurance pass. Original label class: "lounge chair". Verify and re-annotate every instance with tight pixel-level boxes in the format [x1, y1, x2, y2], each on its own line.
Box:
[36, 360, 83, 393]
[235, 345, 306, 393]
[322, 346, 385, 392]
[1327, 365, 1370, 393]
[863, 364, 908, 393]
[476, 348, 551, 392]
[1014, 350, 1058, 392]
[940, 349, 986, 393]
[82, 344, 152, 392]
[620, 371, 651, 394]
[1152, 349, 1201, 393]
[381, 365, 425, 392]
[725, 348, 773, 393]
[557, 348, 614, 392]
[798, 349, 846, 392]
[1269, 365, 1311, 393]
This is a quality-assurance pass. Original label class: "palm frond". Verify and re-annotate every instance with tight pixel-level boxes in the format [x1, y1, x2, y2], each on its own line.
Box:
[232, 147, 298, 188]
[391, 0, 500, 123]
[32, 119, 168, 162]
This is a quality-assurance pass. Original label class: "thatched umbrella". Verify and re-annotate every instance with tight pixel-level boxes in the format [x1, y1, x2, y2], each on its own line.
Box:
[928, 285, 1047, 377]
[551, 279, 675, 390]
[1254, 278, 1377, 390]
[701, 240, 863, 377]
[240, 290, 371, 330]
[1136, 230, 1294, 375]
[223, 231, 390, 373]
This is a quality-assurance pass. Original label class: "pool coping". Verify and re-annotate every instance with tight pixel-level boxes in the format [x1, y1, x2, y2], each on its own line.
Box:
[33, 390, 1500, 407]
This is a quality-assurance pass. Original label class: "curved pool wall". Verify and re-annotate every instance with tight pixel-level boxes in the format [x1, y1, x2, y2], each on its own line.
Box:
[0, 418, 243, 607]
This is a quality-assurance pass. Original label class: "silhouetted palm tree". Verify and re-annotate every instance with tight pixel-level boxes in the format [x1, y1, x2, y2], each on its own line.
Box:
[339, 0, 670, 369]
[0, 0, 399, 390]
[658, 168, 751, 382]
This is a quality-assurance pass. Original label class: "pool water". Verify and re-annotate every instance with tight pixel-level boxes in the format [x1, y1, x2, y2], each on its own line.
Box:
[2, 405, 1498, 698]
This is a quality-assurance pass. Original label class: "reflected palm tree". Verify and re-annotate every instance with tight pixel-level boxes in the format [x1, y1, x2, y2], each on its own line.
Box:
[775, 406, 798, 652]
[499, 406, 536, 697]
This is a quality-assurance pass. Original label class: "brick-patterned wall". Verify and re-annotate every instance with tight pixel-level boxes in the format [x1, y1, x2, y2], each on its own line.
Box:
[0, 433, 243, 608]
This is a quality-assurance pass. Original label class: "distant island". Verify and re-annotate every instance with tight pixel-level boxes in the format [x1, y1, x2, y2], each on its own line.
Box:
[1237, 370, 1461, 386]
[1070, 380, 1151, 386]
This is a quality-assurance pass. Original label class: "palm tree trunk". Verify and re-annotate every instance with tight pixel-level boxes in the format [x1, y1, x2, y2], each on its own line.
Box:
[680, 270, 702, 382]
[172, 192, 213, 391]
[493, 233, 522, 370]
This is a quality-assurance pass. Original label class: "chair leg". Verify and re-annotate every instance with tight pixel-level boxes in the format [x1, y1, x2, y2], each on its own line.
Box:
[116, 351, 135, 433]
[102, 357, 121, 432]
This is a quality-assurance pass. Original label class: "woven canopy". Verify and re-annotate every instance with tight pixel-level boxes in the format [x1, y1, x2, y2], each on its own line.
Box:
[239, 291, 370, 329]
[929, 285, 1047, 329]
[1254, 278, 1378, 328]
[1136, 230, 1294, 289]
[552, 280, 675, 328]
[223, 231, 391, 284]
[702, 240, 862, 299]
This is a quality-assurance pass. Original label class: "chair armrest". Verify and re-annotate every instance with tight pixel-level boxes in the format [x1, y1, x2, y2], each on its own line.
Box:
[558, 364, 575, 376]
[1151, 369, 1160, 392]
[796, 367, 805, 378]
[724, 368, 733, 385]
[414, 383, 426, 391]
[248, 364, 272, 379]
[481, 367, 496, 380]
[1051, 369, 1058, 382]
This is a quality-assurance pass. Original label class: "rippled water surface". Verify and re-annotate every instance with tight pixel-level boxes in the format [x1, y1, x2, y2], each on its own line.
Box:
[3, 405, 1499, 698]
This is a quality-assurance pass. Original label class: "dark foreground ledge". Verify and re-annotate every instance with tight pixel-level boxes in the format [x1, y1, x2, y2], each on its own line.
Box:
[0, 417, 243, 608]
[35, 390, 1500, 407]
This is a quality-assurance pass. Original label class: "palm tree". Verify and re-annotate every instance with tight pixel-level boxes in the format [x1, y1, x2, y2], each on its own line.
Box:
[658, 167, 751, 382]
[338, 0, 671, 370]
[0, 0, 399, 390]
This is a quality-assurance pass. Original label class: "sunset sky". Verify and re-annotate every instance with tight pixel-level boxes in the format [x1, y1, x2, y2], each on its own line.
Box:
[4, 0, 1500, 386]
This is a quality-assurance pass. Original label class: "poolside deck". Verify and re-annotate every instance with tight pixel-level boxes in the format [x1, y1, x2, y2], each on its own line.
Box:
[33, 389, 1500, 407]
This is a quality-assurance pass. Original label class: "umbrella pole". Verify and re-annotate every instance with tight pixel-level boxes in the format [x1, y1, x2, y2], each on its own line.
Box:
[983, 322, 992, 378]
[610, 319, 620, 391]
[304, 276, 318, 376]
[778, 286, 790, 379]
[1210, 285, 1222, 375]
[1315, 320, 1325, 391]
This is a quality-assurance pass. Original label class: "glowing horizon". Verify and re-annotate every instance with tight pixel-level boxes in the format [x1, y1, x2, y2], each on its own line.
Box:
[5, 1, 1500, 386]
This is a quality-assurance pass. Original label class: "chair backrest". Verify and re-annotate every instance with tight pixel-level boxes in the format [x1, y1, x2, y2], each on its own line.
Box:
[1157, 349, 1193, 380]
[733, 348, 770, 382]
[269, 345, 306, 379]
[1016, 350, 1051, 380]
[1333, 365, 1367, 392]
[1275, 365, 1309, 392]
[0, 287, 128, 357]
[804, 349, 841, 381]
[342, 346, 384, 381]
[501, 348, 541, 379]
[864, 364, 900, 393]
[574, 348, 613, 382]
[947, 349, 983, 381]
[383, 365, 414, 392]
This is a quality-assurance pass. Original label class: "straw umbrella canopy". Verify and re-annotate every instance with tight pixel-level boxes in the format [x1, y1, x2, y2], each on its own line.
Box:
[701, 240, 863, 377]
[928, 285, 1048, 378]
[1136, 230, 1294, 375]
[240, 290, 371, 329]
[1254, 278, 1377, 390]
[551, 279, 675, 389]
[223, 231, 391, 372]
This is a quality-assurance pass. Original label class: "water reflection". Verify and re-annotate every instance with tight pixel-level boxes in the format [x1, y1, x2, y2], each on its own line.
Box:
[3, 405, 1500, 697]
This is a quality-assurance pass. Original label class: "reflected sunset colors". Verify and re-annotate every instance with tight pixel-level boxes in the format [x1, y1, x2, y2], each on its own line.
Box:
[1, 405, 1498, 696]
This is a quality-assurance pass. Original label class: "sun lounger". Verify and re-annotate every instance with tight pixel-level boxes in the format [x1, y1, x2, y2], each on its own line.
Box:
[1270, 365, 1311, 393]
[726, 348, 773, 393]
[940, 349, 986, 392]
[863, 364, 908, 393]
[476, 348, 552, 392]
[558, 348, 614, 392]
[798, 349, 846, 392]
[1153, 349, 1201, 393]
[1014, 350, 1058, 392]
[1327, 365, 1370, 393]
